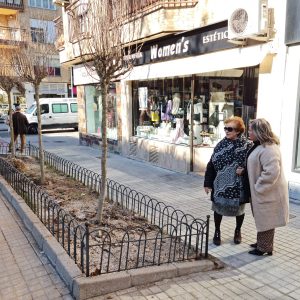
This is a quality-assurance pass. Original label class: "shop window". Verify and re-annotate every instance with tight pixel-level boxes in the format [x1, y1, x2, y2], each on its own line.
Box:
[52, 103, 68, 113]
[70, 103, 78, 113]
[132, 67, 258, 146]
[85, 85, 118, 140]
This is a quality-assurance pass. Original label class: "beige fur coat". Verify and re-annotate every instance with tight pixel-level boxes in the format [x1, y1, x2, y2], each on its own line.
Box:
[247, 144, 289, 232]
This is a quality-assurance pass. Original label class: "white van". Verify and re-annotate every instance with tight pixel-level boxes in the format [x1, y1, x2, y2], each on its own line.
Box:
[25, 98, 78, 134]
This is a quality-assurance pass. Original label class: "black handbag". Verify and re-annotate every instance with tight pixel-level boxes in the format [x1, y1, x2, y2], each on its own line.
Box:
[239, 175, 250, 204]
[214, 197, 240, 216]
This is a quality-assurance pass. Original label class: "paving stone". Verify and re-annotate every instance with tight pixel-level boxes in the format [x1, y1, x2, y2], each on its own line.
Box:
[0, 194, 72, 300]
[2, 134, 300, 299]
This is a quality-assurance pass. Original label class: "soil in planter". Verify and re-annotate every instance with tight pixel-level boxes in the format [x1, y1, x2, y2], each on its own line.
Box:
[6, 156, 199, 275]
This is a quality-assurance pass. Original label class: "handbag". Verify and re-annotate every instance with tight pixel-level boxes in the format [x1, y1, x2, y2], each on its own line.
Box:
[213, 197, 240, 217]
[239, 175, 250, 204]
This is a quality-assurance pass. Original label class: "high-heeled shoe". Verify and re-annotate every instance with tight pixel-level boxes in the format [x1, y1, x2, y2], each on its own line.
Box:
[250, 243, 257, 248]
[248, 248, 272, 256]
[213, 230, 221, 246]
[234, 229, 242, 244]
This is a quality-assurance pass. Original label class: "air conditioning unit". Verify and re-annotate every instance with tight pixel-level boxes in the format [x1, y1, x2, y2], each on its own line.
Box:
[228, 0, 270, 40]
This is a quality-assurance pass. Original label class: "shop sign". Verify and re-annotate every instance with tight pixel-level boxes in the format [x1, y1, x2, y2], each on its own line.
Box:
[73, 64, 100, 86]
[126, 22, 236, 66]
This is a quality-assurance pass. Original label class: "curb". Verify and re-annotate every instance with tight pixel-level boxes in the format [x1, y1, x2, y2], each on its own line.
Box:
[0, 176, 83, 295]
[73, 259, 224, 300]
[0, 176, 224, 300]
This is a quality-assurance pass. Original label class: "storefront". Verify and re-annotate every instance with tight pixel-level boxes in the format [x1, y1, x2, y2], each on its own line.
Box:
[121, 21, 272, 173]
[73, 64, 121, 151]
[280, 0, 300, 203]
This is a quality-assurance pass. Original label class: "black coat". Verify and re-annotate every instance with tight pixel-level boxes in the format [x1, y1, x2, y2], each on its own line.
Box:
[12, 111, 29, 135]
[204, 158, 216, 202]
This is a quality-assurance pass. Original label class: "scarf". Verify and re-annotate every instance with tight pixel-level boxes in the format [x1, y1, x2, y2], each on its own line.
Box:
[212, 135, 252, 201]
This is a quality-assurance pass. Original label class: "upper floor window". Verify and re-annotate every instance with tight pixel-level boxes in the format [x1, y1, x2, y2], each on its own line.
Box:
[31, 27, 45, 43]
[29, 0, 56, 10]
[48, 67, 61, 76]
[30, 19, 56, 43]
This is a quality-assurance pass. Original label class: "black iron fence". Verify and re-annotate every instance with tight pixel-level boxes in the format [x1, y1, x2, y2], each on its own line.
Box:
[0, 0, 23, 10]
[0, 143, 209, 276]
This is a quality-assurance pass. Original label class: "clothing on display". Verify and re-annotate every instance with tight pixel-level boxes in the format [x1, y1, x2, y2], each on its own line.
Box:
[151, 111, 160, 123]
[222, 102, 234, 119]
[187, 102, 203, 123]
[171, 93, 181, 115]
[138, 87, 148, 110]
[161, 99, 172, 121]
[172, 118, 184, 143]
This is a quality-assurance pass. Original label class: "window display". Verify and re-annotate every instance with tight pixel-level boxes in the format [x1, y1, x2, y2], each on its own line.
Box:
[85, 84, 118, 140]
[132, 67, 258, 146]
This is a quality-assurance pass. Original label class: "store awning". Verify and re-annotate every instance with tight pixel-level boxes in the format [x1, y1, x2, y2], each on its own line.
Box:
[124, 43, 274, 81]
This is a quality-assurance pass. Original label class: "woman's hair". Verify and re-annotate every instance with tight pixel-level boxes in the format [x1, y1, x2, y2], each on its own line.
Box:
[224, 116, 245, 134]
[250, 118, 280, 145]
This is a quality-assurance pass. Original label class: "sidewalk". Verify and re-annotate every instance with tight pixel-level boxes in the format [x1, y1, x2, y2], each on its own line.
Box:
[2, 132, 300, 299]
[0, 194, 72, 300]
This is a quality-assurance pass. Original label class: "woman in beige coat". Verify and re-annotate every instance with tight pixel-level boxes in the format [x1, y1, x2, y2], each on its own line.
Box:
[246, 118, 289, 256]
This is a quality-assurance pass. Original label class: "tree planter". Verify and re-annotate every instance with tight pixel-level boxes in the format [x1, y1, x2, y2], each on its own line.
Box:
[0, 145, 222, 299]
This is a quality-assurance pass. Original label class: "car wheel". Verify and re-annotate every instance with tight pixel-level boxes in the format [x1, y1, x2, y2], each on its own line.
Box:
[28, 124, 38, 134]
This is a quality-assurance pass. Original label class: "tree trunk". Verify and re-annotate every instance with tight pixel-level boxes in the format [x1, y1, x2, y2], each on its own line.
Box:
[96, 81, 108, 224]
[34, 84, 45, 184]
[8, 92, 15, 157]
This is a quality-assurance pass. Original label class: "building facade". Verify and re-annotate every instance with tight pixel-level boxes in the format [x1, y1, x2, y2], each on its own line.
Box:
[57, 0, 300, 202]
[0, 0, 71, 108]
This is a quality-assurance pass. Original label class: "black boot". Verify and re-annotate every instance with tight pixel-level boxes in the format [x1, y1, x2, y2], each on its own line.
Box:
[250, 243, 257, 248]
[249, 249, 273, 256]
[234, 229, 242, 244]
[213, 230, 221, 246]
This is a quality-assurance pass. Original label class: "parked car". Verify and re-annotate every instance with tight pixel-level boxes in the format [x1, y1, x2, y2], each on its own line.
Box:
[25, 98, 78, 134]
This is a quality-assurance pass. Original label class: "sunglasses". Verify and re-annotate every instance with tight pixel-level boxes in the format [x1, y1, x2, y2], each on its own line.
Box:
[224, 127, 236, 132]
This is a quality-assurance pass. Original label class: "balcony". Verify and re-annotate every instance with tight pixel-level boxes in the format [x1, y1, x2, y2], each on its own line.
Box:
[0, 26, 26, 47]
[66, 0, 198, 13]
[54, 16, 65, 50]
[0, 0, 23, 10]
[67, 0, 199, 43]
[128, 0, 199, 15]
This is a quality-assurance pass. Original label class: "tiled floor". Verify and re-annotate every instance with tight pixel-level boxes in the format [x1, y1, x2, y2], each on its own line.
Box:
[0, 194, 73, 300]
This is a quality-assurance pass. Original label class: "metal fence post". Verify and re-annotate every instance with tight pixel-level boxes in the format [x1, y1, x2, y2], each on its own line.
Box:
[205, 215, 210, 258]
[85, 222, 90, 277]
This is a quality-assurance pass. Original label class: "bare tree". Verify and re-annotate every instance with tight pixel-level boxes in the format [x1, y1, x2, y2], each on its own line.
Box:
[0, 49, 26, 157]
[72, 0, 142, 223]
[0, 75, 16, 157]
[12, 17, 57, 184]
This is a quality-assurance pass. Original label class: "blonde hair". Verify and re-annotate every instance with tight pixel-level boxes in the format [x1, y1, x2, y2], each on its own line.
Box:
[250, 118, 280, 145]
[224, 116, 245, 134]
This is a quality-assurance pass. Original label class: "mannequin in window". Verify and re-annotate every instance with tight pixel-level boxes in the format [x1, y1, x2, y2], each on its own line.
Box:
[161, 96, 172, 122]
[171, 93, 181, 115]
